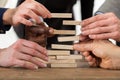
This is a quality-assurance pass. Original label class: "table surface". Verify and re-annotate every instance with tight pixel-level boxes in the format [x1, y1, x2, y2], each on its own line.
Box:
[0, 67, 120, 80]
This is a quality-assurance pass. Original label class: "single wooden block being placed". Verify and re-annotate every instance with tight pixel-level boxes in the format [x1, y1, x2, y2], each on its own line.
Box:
[52, 44, 73, 50]
[48, 50, 70, 56]
[56, 55, 82, 60]
[53, 29, 75, 35]
[51, 13, 72, 18]
[58, 36, 80, 42]
[49, 59, 76, 64]
[51, 63, 77, 68]
[63, 20, 81, 25]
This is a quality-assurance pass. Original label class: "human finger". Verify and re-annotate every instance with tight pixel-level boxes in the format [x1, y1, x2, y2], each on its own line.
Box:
[16, 52, 47, 67]
[85, 55, 93, 62]
[37, 3, 51, 18]
[88, 31, 119, 40]
[88, 58, 97, 67]
[25, 10, 42, 24]
[47, 27, 55, 37]
[73, 41, 93, 52]
[82, 51, 90, 57]
[29, 2, 51, 18]
[21, 39, 47, 56]
[79, 34, 89, 41]
[13, 59, 38, 70]
[81, 14, 107, 27]
[13, 16, 33, 26]
[19, 45, 48, 61]
[81, 19, 109, 31]
[81, 25, 114, 36]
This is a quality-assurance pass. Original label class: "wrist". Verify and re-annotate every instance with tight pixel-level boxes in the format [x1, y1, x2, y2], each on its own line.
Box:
[3, 8, 16, 25]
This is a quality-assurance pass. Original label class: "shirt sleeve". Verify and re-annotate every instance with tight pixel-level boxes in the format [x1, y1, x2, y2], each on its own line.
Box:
[0, 8, 11, 34]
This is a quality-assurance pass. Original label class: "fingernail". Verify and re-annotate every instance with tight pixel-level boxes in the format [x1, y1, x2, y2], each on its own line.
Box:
[73, 44, 76, 49]
[44, 64, 47, 67]
[44, 50, 47, 54]
[45, 57, 48, 61]
[89, 35, 95, 39]
[41, 63, 47, 67]
[34, 66, 38, 69]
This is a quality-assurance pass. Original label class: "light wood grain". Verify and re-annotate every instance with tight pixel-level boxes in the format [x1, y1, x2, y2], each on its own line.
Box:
[53, 29, 75, 35]
[48, 50, 70, 56]
[58, 36, 80, 42]
[51, 63, 77, 68]
[52, 44, 73, 50]
[63, 20, 81, 25]
[56, 55, 82, 60]
[49, 56, 56, 60]
[49, 59, 76, 64]
[0, 68, 120, 80]
[51, 13, 72, 18]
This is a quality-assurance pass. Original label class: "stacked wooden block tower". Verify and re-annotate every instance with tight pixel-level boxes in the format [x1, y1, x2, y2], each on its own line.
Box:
[25, 13, 88, 68]
[47, 13, 84, 68]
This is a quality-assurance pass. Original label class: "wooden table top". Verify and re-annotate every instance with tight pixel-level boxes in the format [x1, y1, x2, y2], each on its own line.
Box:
[0, 67, 120, 80]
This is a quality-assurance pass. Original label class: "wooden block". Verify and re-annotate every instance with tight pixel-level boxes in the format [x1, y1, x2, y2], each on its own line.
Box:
[58, 36, 80, 42]
[34, 57, 49, 64]
[48, 50, 70, 56]
[51, 63, 77, 68]
[52, 44, 73, 50]
[49, 59, 76, 64]
[53, 29, 75, 35]
[56, 55, 82, 60]
[51, 13, 72, 18]
[63, 20, 81, 25]
[49, 56, 56, 60]
[76, 61, 89, 68]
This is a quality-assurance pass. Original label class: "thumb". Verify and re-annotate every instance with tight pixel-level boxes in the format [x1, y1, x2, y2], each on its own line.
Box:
[73, 41, 93, 52]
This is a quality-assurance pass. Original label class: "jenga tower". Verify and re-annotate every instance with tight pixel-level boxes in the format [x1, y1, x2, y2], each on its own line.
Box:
[24, 13, 88, 68]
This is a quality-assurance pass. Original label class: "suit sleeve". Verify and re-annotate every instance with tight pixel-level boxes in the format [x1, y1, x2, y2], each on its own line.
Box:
[97, 0, 120, 18]
[0, 8, 11, 33]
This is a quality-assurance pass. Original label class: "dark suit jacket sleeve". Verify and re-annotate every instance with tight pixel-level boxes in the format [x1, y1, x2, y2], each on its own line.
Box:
[97, 0, 120, 18]
[0, 8, 11, 33]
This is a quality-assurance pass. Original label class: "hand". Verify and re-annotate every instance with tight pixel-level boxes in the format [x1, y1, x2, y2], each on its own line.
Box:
[3, 0, 51, 26]
[0, 39, 48, 69]
[73, 40, 120, 69]
[81, 13, 120, 42]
